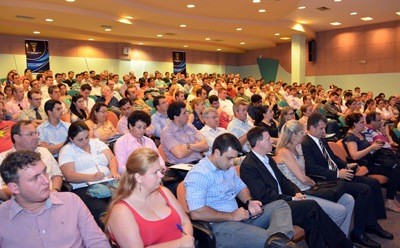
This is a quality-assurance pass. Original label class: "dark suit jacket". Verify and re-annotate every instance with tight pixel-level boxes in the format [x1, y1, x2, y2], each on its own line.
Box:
[240, 151, 300, 205]
[301, 134, 347, 181]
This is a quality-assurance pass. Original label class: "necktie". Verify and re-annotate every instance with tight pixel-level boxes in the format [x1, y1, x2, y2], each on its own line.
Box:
[263, 157, 282, 194]
[34, 108, 42, 120]
[320, 140, 337, 171]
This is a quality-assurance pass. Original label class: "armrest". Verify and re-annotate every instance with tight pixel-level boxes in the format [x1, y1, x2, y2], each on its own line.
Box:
[192, 220, 216, 248]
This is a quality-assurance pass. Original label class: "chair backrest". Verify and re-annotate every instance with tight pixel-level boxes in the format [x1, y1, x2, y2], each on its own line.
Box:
[177, 181, 189, 213]
[106, 111, 119, 128]
[328, 140, 347, 162]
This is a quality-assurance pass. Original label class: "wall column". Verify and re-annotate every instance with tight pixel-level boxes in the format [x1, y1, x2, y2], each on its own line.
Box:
[291, 34, 306, 84]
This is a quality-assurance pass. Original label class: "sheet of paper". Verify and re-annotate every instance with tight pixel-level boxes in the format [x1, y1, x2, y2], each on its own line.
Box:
[169, 163, 194, 171]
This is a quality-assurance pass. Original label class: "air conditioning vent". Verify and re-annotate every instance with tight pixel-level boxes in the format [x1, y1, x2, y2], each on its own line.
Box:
[164, 33, 176, 36]
[16, 15, 35, 20]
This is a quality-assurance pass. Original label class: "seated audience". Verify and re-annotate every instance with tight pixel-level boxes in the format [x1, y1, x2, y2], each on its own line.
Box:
[255, 105, 279, 144]
[227, 99, 254, 153]
[185, 133, 300, 248]
[103, 148, 194, 248]
[200, 108, 227, 155]
[80, 83, 96, 113]
[85, 102, 119, 142]
[18, 89, 46, 126]
[240, 127, 356, 247]
[344, 112, 400, 212]
[114, 110, 164, 173]
[37, 99, 70, 157]
[298, 104, 313, 130]
[302, 113, 393, 248]
[58, 82, 72, 106]
[0, 120, 63, 196]
[67, 94, 89, 123]
[5, 85, 29, 121]
[274, 121, 354, 235]
[59, 121, 119, 228]
[208, 95, 230, 129]
[161, 101, 208, 164]
[0, 150, 110, 247]
[0, 101, 13, 153]
[188, 97, 205, 130]
[151, 95, 169, 139]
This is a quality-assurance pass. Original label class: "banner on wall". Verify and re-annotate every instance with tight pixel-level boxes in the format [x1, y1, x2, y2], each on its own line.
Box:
[25, 39, 50, 73]
[172, 51, 186, 74]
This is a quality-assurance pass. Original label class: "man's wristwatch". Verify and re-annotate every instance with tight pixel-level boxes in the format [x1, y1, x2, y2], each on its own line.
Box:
[244, 199, 253, 210]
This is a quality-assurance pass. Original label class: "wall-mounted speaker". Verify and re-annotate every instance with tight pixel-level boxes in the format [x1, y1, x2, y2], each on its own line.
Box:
[308, 40, 316, 62]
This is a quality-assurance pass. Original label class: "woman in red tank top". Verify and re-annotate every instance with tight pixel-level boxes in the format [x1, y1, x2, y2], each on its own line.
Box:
[102, 148, 194, 248]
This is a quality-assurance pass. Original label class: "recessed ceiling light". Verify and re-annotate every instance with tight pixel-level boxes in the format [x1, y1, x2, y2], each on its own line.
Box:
[350, 12, 358, 15]
[298, 6, 306, 10]
[45, 18, 53, 22]
[205, 37, 211, 41]
[157, 34, 163, 37]
[138, 42, 144, 45]
[118, 18, 132, 25]
[280, 37, 290, 40]
[334, 0, 342, 2]
[88, 38, 94, 41]
[217, 48, 222, 51]
[274, 33, 280, 36]
[125, 16, 133, 19]
[236, 28, 242, 31]
[258, 9, 266, 13]
[183, 45, 188, 48]
[252, 0, 261, 3]
[65, 0, 75, 2]
[180, 24, 187, 28]
[361, 17, 373, 21]
[104, 28, 112, 31]
[330, 22, 342, 26]
[240, 42, 245, 45]
[187, 4, 195, 8]
[396, 12, 400, 16]
[33, 31, 40, 34]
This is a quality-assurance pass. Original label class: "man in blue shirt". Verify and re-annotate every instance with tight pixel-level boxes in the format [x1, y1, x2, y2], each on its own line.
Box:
[185, 133, 298, 248]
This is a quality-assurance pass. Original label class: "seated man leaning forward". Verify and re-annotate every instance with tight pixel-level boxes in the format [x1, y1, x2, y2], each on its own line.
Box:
[0, 150, 110, 248]
[161, 101, 209, 164]
[185, 133, 300, 248]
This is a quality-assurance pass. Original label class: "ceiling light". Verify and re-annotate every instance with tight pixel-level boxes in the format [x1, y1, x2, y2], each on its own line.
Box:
[253, 0, 261, 3]
[298, 6, 306, 10]
[183, 45, 188, 48]
[118, 18, 132, 25]
[361, 17, 373, 21]
[65, 0, 75, 2]
[187, 4, 195, 8]
[138, 42, 144, 45]
[179, 24, 187, 28]
[330, 22, 342, 26]
[240, 42, 245, 45]
[104, 28, 112, 31]
[274, 33, 280, 36]
[396, 12, 400, 16]
[334, 0, 342, 2]
[205, 37, 211, 41]
[236, 28, 242, 31]
[88, 38, 94, 41]
[157, 34, 163, 37]
[350, 12, 358, 15]
[33, 31, 40, 34]
[45, 18, 53, 22]
[217, 48, 222, 51]
[125, 16, 133, 19]
[280, 37, 290, 40]
[258, 9, 266, 13]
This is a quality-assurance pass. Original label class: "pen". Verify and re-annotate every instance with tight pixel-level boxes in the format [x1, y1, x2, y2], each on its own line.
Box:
[176, 223, 187, 235]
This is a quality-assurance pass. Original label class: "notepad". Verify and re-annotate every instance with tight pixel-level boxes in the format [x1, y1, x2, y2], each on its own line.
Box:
[169, 163, 194, 171]
[87, 177, 115, 186]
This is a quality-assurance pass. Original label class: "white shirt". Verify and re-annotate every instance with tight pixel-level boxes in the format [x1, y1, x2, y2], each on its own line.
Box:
[200, 125, 228, 155]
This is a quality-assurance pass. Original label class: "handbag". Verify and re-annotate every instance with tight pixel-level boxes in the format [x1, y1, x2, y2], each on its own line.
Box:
[305, 180, 346, 202]
[372, 148, 399, 168]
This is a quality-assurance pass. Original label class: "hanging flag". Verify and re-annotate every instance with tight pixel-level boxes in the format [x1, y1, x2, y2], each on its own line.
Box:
[25, 39, 50, 73]
[172, 51, 186, 74]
